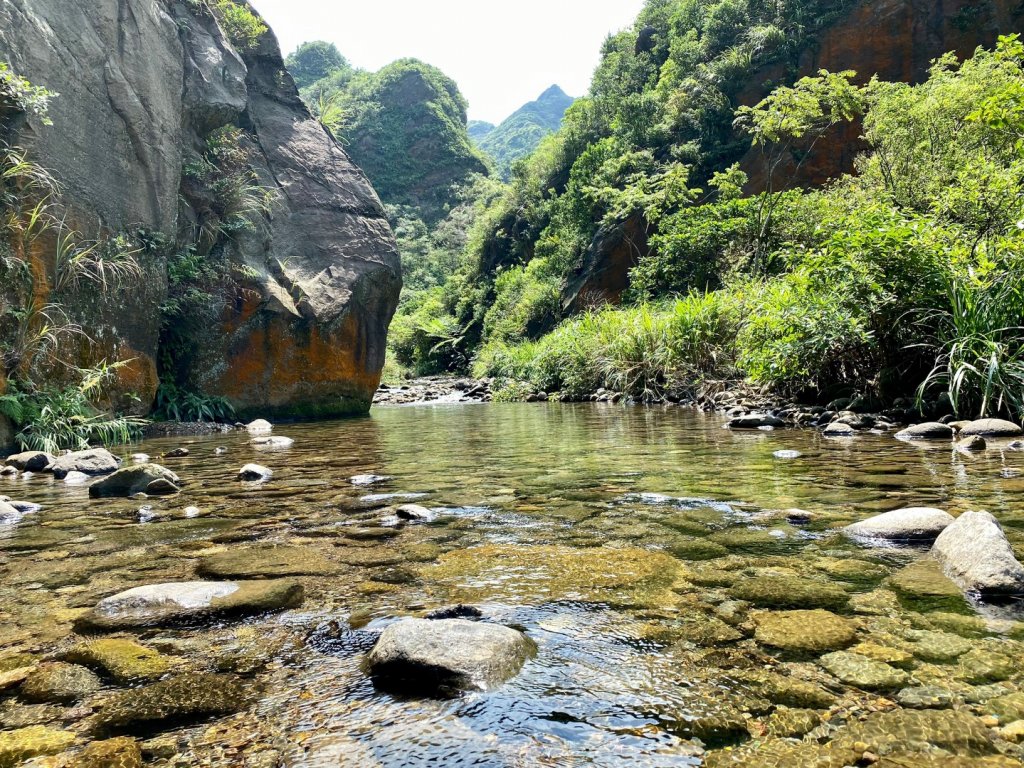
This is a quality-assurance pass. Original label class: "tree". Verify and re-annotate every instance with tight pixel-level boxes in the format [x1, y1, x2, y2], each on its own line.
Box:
[286, 41, 347, 89]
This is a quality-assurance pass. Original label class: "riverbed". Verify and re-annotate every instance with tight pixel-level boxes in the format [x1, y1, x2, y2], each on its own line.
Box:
[2, 403, 1024, 766]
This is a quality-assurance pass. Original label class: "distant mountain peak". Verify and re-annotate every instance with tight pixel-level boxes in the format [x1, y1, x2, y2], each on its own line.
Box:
[538, 84, 569, 101]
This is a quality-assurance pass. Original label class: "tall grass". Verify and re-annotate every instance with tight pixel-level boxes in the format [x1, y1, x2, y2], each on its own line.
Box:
[915, 270, 1024, 419]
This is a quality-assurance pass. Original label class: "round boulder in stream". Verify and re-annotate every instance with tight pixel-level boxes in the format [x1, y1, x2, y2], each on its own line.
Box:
[958, 418, 1023, 437]
[238, 463, 272, 481]
[365, 618, 536, 697]
[48, 448, 120, 478]
[895, 422, 954, 440]
[87, 464, 181, 498]
[932, 510, 1024, 597]
[74, 580, 304, 630]
[3, 451, 54, 472]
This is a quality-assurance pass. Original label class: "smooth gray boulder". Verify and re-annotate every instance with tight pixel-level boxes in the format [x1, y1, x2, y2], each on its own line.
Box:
[958, 419, 1023, 438]
[895, 423, 954, 440]
[250, 436, 294, 449]
[727, 414, 786, 429]
[48, 449, 120, 479]
[74, 579, 304, 630]
[823, 422, 855, 437]
[932, 511, 1024, 597]
[365, 618, 536, 696]
[844, 508, 954, 542]
[4, 451, 54, 472]
[245, 420, 273, 435]
[88, 464, 181, 498]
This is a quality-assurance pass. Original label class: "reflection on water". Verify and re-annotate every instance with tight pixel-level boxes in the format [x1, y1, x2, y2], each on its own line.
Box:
[2, 403, 1024, 766]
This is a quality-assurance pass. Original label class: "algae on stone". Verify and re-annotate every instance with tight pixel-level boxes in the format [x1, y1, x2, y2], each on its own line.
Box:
[63, 639, 173, 683]
[0, 725, 76, 767]
[819, 651, 909, 690]
[728, 575, 849, 610]
[197, 545, 341, 578]
[754, 610, 857, 653]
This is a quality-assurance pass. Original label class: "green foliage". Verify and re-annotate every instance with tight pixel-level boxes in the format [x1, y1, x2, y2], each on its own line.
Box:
[3, 364, 146, 453]
[153, 381, 235, 423]
[0, 60, 56, 127]
[285, 41, 347, 89]
[293, 55, 488, 223]
[182, 126, 275, 250]
[208, 0, 267, 52]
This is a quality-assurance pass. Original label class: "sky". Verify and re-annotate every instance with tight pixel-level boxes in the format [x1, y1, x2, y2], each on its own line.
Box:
[248, 0, 646, 125]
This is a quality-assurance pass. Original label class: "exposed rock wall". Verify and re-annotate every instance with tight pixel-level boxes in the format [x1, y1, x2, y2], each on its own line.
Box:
[0, 0, 401, 422]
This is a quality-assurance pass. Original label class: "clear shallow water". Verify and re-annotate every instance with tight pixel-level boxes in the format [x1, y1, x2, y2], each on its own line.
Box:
[3, 403, 1024, 766]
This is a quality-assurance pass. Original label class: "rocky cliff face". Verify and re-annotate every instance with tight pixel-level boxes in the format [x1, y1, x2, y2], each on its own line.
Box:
[0, 0, 401, 420]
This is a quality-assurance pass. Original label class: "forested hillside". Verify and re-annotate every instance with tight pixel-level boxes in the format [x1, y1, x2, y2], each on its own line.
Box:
[474, 85, 575, 179]
[288, 42, 489, 224]
[389, 0, 1024, 422]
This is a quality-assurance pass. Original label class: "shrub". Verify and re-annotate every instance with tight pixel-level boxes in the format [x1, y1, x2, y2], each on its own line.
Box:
[209, 1, 267, 52]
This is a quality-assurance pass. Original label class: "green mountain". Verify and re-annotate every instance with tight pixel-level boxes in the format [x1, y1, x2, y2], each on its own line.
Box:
[475, 85, 574, 179]
[468, 120, 496, 142]
[292, 50, 489, 224]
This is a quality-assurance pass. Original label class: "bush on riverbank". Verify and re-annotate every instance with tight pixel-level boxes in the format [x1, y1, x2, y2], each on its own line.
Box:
[474, 38, 1024, 416]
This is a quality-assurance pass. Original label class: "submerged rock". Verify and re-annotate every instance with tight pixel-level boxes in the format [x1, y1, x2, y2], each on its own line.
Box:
[250, 436, 294, 449]
[0, 725, 75, 766]
[727, 413, 786, 429]
[932, 511, 1024, 597]
[365, 618, 535, 696]
[754, 609, 857, 653]
[197, 545, 341, 578]
[88, 464, 181, 498]
[888, 558, 969, 612]
[74, 579, 304, 630]
[78, 737, 143, 768]
[897, 685, 957, 709]
[956, 435, 988, 452]
[238, 463, 272, 481]
[48, 448, 120, 479]
[3, 452, 53, 472]
[728, 575, 849, 610]
[63, 639, 173, 684]
[726, 669, 836, 709]
[19, 662, 100, 704]
[819, 651, 909, 690]
[959, 418, 1023, 437]
[90, 672, 249, 734]
[832, 708, 998, 756]
[895, 422, 954, 440]
[843, 507, 954, 543]
[164, 447, 189, 458]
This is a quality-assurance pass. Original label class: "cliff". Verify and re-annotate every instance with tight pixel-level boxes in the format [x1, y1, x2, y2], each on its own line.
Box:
[0, 0, 401, 422]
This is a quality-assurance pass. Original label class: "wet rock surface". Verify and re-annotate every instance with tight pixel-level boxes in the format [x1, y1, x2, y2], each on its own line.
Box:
[933, 511, 1024, 597]
[88, 464, 182, 498]
[75, 580, 304, 630]
[844, 507, 954, 542]
[48, 449, 120, 479]
[365, 618, 536, 696]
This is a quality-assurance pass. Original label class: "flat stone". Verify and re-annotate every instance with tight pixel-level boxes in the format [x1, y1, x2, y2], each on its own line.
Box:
[19, 662, 100, 704]
[888, 558, 969, 612]
[823, 422, 856, 436]
[844, 508, 954, 542]
[365, 618, 536, 696]
[959, 418, 1023, 437]
[726, 669, 836, 708]
[754, 609, 857, 653]
[672, 614, 743, 646]
[832, 709, 997, 757]
[238, 463, 272, 481]
[904, 629, 972, 662]
[958, 648, 1015, 683]
[989, 692, 1024, 724]
[3, 452, 53, 472]
[932, 511, 1024, 597]
[197, 545, 340, 578]
[727, 413, 786, 429]
[897, 685, 957, 709]
[90, 672, 249, 734]
[48, 448, 120, 479]
[395, 504, 434, 521]
[895, 422, 954, 440]
[74, 579, 304, 630]
[63, 639, 173, 683]
[819, 651, 909, 690]
[78, 737, 143, 768]
[250, 436, 294, 448]
[350, 474, 391, 485]
[728, 575, 849, 610]
[88, 464, 181, 498]
[0, 725, 75, 766]
[849, 642, 915, 669]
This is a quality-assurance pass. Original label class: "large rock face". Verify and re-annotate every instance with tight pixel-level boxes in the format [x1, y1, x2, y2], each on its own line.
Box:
[0, 0, 400, 421]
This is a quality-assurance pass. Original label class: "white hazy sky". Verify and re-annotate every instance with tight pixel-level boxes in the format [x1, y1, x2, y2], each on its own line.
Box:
[248, 0, 646, 124]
